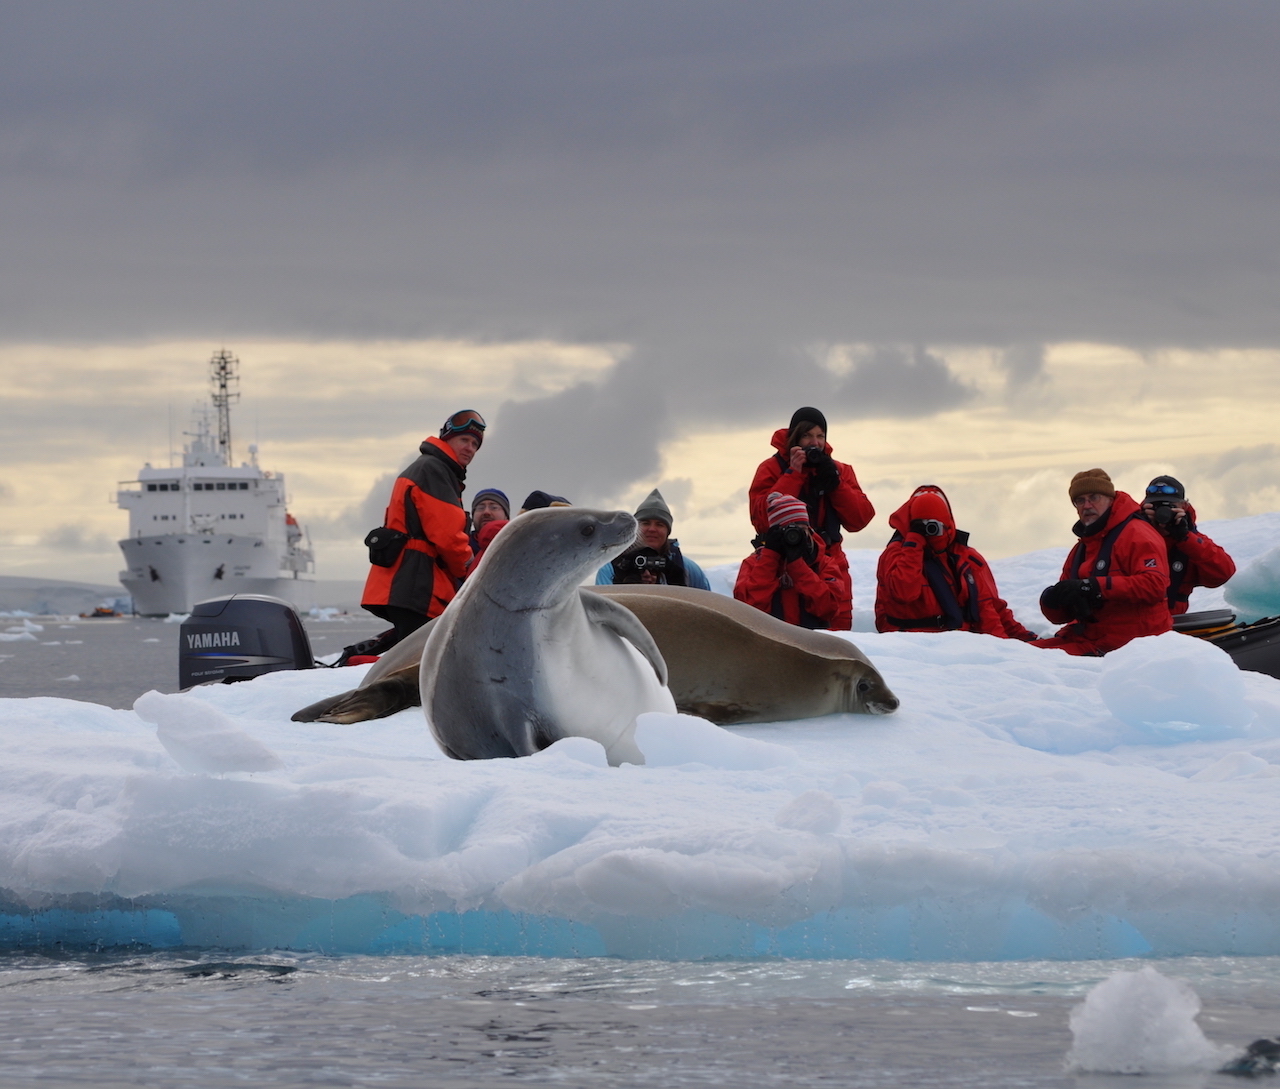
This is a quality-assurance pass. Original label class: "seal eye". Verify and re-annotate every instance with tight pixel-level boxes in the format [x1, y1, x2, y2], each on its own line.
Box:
[857, 680, 872, 693]
[579, 523, 596, 538]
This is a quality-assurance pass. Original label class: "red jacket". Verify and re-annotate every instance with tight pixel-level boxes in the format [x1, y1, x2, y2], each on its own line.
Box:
[734, 532, 844, 629]
[874, 491, 1035, 640]
[361, 437, 473, 619]
[1039, 491, 1171, 654]
[1160, 504, 1236, 615]
[748, 429, 874, 630]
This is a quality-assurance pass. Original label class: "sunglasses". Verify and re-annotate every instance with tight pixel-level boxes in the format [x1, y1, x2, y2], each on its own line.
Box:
[1146, 484, 1180, 496]
[441, 409, 486, 438]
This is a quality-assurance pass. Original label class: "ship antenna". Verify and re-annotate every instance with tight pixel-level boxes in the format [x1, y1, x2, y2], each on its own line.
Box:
[209, 349, 240, 465]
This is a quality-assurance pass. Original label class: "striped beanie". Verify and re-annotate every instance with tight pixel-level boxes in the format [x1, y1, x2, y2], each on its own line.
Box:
[766, 492, 810, 528]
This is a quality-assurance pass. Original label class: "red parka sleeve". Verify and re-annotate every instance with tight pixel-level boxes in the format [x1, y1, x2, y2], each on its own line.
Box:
[1096, 522, 1169, 606]
[748, 457, 787, 536]
[829, 461, 875, 534]
[409, 485, 473, 580]
[1180, 531, 1236, 588]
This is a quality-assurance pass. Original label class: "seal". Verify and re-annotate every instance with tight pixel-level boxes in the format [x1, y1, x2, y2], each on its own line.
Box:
[590, 584, 899, 722]
[421, 507, 674, 765]
[294, 583, 898, 728]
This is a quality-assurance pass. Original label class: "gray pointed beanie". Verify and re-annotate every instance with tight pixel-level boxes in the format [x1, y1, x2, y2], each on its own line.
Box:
[633, 488, 673, 530]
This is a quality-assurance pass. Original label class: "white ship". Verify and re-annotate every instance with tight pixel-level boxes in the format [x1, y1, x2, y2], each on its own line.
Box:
[117, 350, 316, 616]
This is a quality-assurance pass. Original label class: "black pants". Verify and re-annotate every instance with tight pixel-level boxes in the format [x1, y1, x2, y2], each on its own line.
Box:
[363, 603, 431, 646]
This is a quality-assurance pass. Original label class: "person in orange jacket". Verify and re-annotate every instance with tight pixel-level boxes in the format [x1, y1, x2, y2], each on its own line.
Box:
[1033, 468, 1171, 655]
[360, 409, 483, 642]
[748, 407, 874, 630]
[1139, 475, 1236, 615]
[735, 492, 845, 629]
[875, 485, 1037, 640]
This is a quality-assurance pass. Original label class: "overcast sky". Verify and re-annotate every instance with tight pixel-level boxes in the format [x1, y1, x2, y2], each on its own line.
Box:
[3, 1, 1280, 585]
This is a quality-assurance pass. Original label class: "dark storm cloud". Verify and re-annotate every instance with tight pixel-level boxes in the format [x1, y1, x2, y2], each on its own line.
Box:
[4, 1, 1279, 500]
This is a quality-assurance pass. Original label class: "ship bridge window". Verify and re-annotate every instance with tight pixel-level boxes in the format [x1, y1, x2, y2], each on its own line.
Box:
[147, 483, 178, 492]
[239, 482, 249, 490]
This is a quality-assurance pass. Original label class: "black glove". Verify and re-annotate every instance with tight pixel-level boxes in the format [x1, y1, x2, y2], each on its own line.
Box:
[763, 525, 788, 555]
[1040, 578, 1103, 621]
[1169, 512, 1192, 541]
[808, 451, 839, 492]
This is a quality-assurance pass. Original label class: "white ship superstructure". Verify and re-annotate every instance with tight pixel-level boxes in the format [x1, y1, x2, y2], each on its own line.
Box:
[117, 351, 316, 616]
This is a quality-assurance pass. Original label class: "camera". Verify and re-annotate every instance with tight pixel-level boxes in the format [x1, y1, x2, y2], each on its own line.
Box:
[918, 518, 945, 537]
[1149, 500, 1178, 527]
[632, 553, 668, 572]
[803, 446, 827, 466]
[780, 524, 809, 548]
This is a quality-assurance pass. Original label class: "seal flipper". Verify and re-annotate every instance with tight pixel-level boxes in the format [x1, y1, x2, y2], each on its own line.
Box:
[291, 691, 353, 723]
[312, 668, 422, 724]
[578, 588, 668, 686]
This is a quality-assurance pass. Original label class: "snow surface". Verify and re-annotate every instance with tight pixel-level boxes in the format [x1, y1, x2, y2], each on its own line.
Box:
[3, 513, 1280, 958]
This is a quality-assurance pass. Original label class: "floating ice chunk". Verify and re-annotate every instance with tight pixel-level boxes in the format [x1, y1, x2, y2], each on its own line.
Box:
[1066, 966, 1233, 1073]
[134, 690, 284, 774]
[775, 790, 842, 833]
[1224, 543, 1280, 623]
[308, 607, 341, 620]
[56, 675, 80, 682]
[1098, 631, 1253, 741]
[634, 712, 799, 769]
[0, 632, 37, 642]
[5, 619, 43, 633]
[163, 613, 190, 624]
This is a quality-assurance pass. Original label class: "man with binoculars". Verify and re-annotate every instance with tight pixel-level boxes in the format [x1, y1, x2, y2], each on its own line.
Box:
[1139, 474, 1235, 615]
[595, 488, 711, 589]
[735, 492, 844, 628]
[1033, 468, 1172, 655]
[874, 486, 1037, 640]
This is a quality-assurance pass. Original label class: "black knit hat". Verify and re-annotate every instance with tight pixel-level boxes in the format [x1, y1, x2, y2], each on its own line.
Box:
[1145, 475, 1186, 502]
[789, 407, 828, 434]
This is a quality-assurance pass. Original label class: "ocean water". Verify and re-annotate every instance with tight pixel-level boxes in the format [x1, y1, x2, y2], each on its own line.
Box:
[5, 616, 1280, 1085]
[3, 952, 1280, 1087]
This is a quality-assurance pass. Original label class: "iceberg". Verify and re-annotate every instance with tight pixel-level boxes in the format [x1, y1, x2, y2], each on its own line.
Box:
[3, 511, 1280, 959]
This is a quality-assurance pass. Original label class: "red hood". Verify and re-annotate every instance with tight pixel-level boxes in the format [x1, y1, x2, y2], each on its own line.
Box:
[770, 427, 834, 457]
[477, 519, 507, 547]
[887, 484, 955, 536]
[423, 434, 462, 464]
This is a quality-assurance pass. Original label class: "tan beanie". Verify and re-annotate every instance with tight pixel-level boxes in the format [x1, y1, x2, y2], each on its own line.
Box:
[1068, 468, 1116, 502]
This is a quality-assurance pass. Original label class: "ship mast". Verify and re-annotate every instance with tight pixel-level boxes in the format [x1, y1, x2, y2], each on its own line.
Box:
[209, 349, 240, 465]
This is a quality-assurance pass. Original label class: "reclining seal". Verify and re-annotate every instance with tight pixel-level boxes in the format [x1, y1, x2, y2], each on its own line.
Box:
[294, 580, 898, 728]
[421, 507, 674, 765]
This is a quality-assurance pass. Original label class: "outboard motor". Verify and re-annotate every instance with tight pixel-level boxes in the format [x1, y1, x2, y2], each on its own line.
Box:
[179, 593, 314, 689]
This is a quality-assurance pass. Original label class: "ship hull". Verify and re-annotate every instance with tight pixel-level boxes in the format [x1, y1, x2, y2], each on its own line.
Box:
[119, 534, 316, 616]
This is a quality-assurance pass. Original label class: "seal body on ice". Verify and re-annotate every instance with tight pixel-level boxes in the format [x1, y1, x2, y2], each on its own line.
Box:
[590, 584, 899, 722]
[421, 507, 674, 765]
[294, 582, 899, 727]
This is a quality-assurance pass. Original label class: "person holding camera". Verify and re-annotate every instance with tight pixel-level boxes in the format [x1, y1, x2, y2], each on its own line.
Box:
[360, 409, 482, 642]
[595, 489, 711, 589]
[874, 486, 1037, 640]
[1032, 468, 1171, 655]
[734, 492, 843, 628]
[748, 407, 874, 630]
[1139, 475, 1235, 614]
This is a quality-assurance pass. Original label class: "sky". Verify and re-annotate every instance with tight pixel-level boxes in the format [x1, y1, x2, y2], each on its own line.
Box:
[2, 1, 1279, 585]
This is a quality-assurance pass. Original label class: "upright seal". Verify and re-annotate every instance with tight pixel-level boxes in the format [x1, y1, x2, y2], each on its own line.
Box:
[421, 507, 675, 765]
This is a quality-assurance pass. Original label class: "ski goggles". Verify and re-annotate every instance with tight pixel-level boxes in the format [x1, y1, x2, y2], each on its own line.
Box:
[440, 409, 486, 442]
[1146, 483, 1181, 496]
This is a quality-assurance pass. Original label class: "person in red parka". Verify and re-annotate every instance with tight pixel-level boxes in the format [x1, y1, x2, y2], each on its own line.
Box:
[735, 493, 845, 629]
[1033, 468, 1171, 656]
[875, 485, 1037, 640]
[748, 407, 874, 630]
[1139, 475, 1236, 615]
[361, 409, 482, 643]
